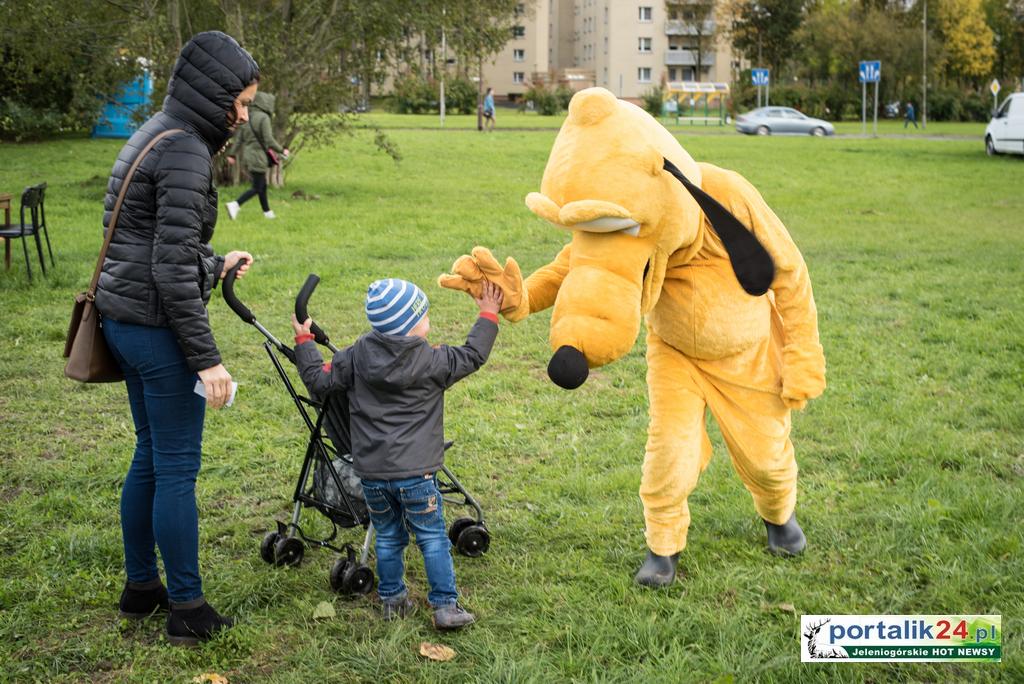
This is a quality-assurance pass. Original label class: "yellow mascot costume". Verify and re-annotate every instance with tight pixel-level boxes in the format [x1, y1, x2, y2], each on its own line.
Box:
[440, 88, 825, 586]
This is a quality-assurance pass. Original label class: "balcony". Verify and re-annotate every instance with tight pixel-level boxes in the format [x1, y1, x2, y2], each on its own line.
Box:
[665, 20, 715, 36]
[665, 50, 715, 67]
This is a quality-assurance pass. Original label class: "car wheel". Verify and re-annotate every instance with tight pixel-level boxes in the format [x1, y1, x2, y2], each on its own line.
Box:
[811, 126, 825, 137]
[985, 136, 998, 156]
[756, 125, 770, 136]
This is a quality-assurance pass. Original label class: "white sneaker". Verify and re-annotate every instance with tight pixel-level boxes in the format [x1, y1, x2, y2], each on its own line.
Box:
[226, 201, 240, 220]
[263, 210, 276, 219]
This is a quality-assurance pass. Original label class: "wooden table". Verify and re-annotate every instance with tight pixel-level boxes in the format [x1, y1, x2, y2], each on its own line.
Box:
[0, 193, 11, 271]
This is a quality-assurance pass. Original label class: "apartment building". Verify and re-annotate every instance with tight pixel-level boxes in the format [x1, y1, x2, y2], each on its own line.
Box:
[482, 0, 739, 102]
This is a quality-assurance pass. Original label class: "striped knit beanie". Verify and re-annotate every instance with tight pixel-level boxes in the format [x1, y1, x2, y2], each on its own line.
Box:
[365, 278, 430, 336]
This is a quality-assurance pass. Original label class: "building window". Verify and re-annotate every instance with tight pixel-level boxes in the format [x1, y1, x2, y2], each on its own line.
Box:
[638, 67, 652, 82]
[669, 67, 677, 81]
[513, 49, 525, 62]
[515, 2, 525, 16]
[512, 25, 526, 38]
[639, 6, 653, 22]
[638, 37, 652, 53]
[513, 72, 525, 84]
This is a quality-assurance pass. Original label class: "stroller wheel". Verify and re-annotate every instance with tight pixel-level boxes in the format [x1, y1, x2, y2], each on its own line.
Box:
[260, 531, 281, 564]
[330, 559, 375, 596]
[274, 536, 304, 567]
[348, 565, 375, 595]
[448, 517, 477, 546]
[456, 525, 490, 558]
[329, 559, 350, 593]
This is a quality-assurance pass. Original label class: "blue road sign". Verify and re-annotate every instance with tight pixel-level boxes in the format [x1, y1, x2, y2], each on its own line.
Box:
[859, 60, 881, 84]
[751, 69, 770, 87]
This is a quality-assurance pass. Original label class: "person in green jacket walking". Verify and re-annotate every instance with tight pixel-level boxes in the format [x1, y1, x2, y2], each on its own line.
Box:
[226, 91, 287, 219]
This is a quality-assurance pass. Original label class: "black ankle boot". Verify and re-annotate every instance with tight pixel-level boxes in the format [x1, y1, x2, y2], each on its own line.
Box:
[764, 512, 807, 556]
[633, 549, 680, 588]
[119, 579, 170, 619]
[165, 599, 234, 647]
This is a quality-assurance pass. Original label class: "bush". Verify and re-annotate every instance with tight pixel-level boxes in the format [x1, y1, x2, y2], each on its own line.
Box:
[961, 91, 992, 122]
[524, 85, 560, 115]
[389, 75, 438, 114]
[928, 88, 962, 122]
[0, 99, 72, 141]
[555, 85, 574, 111]
[641, 87, 663, 116]
[445, 77, 478, 115]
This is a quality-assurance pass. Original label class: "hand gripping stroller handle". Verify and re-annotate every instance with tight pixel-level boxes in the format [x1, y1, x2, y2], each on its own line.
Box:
[295, 274, 330, 346]
[222, 260, 255, 324]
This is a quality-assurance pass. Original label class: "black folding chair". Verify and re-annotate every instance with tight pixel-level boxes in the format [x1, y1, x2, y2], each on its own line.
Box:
[34, 183, 55, 269]
[0, 185, 47, 281]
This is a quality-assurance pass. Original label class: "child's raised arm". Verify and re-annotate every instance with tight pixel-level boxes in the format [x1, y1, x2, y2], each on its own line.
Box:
[291, 314, 354, 396]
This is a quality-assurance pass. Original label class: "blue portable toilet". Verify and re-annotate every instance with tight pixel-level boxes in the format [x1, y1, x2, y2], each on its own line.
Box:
[93, 71, 153, 138]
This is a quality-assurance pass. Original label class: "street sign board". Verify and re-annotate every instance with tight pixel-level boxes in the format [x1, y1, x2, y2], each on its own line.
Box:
[751, 69, 770, 87]
[859, 60, 881, 84]
[990, 79, 1000, 96]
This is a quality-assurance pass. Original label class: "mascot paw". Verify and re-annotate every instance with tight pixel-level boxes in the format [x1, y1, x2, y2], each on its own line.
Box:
[764, 513, 806, 556]
[634, 549, 681, 588]
[438, 246, 529, 321]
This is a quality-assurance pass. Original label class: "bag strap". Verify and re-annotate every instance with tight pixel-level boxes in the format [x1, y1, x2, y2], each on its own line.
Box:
[87, 128, 185, 298]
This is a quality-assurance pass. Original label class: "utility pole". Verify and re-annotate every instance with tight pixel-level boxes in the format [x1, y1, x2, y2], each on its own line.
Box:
[922, 0, 927, 129]
[440, 6, 446, 128]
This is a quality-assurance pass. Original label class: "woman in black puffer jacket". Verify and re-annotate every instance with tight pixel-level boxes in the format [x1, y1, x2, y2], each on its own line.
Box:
[95, 31, 258, 646]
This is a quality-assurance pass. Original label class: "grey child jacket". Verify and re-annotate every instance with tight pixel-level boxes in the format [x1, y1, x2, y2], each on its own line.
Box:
[294, 316, 498, 480]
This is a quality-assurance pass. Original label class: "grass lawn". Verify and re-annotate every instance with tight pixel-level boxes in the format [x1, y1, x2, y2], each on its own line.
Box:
[362, 109, 988, 139]
[1, 120, 1022, 682]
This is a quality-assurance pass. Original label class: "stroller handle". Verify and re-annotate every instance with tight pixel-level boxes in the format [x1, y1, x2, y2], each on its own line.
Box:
[295, 274, 330, 346]
[222, 260, 255, 324]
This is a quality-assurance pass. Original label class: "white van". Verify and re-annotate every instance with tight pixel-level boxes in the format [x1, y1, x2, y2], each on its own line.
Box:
[985, 93, 1024, 156]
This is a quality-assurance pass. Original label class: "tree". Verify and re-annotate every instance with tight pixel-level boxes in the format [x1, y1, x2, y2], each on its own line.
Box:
[984, 0, 1024, 85]
[725, 0, 805, 75]
[937, 0, 997, 83]
[0, 0, 139, 139]
[666, 0, 720, 81]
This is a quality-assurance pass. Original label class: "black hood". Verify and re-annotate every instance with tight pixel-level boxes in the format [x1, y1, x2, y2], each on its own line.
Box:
[162, 31, 260, 153]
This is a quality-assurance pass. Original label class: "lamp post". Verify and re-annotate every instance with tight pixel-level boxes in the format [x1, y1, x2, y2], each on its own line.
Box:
[440, 6, 446, 128]
[922, 0, 927, 129]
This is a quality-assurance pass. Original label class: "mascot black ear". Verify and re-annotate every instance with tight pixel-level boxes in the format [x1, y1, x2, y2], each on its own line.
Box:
[662, 158, 775, 296]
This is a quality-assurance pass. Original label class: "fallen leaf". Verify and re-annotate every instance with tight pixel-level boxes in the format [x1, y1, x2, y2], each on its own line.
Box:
[312, 601, 336, 620]
[777, 603, 796, 614]
[419, 642, 456, 662]
[193, 674, 228, 684]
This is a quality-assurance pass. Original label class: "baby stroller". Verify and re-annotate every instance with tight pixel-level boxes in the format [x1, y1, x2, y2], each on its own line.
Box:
[221, 264, 492, 595]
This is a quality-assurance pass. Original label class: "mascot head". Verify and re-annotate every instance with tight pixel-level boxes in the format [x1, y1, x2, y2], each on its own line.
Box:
[526, 87, 773, 389]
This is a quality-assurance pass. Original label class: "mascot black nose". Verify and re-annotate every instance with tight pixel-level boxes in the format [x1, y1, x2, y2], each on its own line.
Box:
[548, 345, 589, 390]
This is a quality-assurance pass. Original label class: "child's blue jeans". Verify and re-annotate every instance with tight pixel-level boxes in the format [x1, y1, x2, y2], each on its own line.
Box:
[360, 474, 458, 607]
[102, 318, 206, 604]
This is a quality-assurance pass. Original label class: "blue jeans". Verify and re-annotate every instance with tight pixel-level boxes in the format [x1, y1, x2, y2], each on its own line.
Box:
[361, 475, 458, 607]
[102, 318, 206, 603]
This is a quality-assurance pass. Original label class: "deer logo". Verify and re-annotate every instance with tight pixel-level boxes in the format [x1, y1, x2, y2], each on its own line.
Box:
[804, 618, 848, 659]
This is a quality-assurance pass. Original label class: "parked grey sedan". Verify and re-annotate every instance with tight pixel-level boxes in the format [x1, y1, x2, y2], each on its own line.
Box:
[735, 107, 835, 136]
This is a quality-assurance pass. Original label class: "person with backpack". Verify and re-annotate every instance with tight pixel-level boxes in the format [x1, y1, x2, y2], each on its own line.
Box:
[225, 91, 287, 219]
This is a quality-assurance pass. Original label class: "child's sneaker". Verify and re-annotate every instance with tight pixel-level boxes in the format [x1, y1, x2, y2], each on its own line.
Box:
[432, 604, 475, 630]
[381, 596, 417, 621]
[118, 579, 170, 619]
[263, 210, 276, 219]
[165, 600, 234, 647]
[226, 201, 240, 220]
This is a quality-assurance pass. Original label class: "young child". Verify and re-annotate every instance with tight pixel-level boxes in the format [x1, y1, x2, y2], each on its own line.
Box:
[290, 278, 503, 630]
